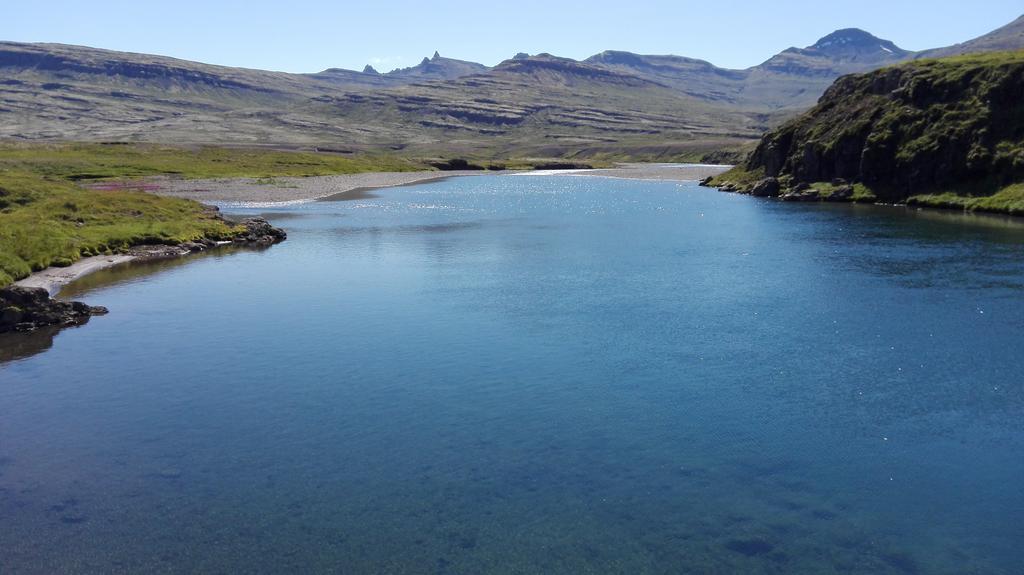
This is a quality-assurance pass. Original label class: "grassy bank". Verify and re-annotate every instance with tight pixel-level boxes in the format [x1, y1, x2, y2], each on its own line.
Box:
[909, 183, 1024, 215]
[0, 143, 432, 287]
[0, 142, 426, 181]
[710, 165, 1023, 214]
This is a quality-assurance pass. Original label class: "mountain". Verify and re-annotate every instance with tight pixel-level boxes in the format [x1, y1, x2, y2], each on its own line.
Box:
[711, 50, 1024, 214]
[1, 15, 1022, 159]
[0, 42, 769, 156]
[584, 51, 746, 101]
[311, 53, 769, 158]
[384, 52, 490, 81]
[312, 52, 488, 86]
[917, 15, 1024, 59]
[755, 29, 910, 76]
[0, 41, 496, 145]
[588, 29, 912, 111]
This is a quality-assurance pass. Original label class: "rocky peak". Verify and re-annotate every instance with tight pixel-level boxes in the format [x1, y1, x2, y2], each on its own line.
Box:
[362, 64, 379, 75]
[809, 28, 909, 58]
[385, 53, 490, 80]
[588, 50, 647, 66]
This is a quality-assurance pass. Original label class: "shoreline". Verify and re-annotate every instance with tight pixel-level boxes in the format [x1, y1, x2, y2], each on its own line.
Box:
[17, 163, 1014, 300]
[7, 163, 1021, 335]
[9, 215, 284, 308]
[14, 172, 483, 299]
[705, 179, 1024, 220]
[13, 255, 138, 297]
[12, 243, 235, 298]
[144, 170, 490, 205]
[138, 165, 735, 205]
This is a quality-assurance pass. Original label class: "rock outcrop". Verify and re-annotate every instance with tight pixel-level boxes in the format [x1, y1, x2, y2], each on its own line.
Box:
[710, 50, 1024, 213]
[746, 50, 1024, 200]
[0, 286, 108, 333]
[232, 217, 288, 245]
[750, 177, 780, 197]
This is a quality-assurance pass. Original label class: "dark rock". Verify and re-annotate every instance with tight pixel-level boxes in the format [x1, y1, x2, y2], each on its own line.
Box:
[698, 176, 714, 187]
[780, 188, 821, 202]
[429, 158, 485, 171]
[830, 185, 855, 200]
[0, 286, 107, 333]
[751, 177, 781, 197]
[1, 306, 24, 325]
[532, 162, 593, 170]
[232, 217, 287, 245]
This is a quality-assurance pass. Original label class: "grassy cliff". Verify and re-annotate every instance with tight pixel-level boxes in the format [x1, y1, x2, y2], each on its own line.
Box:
[0, 144, 425, 287]
[712, 50, 1024, 214]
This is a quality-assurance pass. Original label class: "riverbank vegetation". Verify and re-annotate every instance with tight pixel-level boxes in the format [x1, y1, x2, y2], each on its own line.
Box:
[0, 143, 432, 287]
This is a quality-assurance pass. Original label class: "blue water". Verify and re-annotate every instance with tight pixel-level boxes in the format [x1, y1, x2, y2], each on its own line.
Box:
[2, 175, 1024, 573]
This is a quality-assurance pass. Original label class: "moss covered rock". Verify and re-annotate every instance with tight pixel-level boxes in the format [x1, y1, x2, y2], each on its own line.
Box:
[738, 50, 1024, 210]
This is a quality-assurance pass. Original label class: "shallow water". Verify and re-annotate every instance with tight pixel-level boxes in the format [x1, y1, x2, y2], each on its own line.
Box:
[2, 175, 1023, 573]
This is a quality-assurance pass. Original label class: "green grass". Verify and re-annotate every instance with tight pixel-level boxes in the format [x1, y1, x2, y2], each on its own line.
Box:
[908, 183, 1024, 215]
[0, 169, 242, 287]
[805, 182, 878, 202]
[707, 165, 765, 188]
[0, 143, 436, 287]
[0, 142, 426, 181]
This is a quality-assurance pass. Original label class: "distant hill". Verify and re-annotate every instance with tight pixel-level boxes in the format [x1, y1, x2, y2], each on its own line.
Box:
[711, 50, 1024, 214]
[917, 15, 1024, 59]
[0, 14, 1022, 159]
[585, 29, 912, 111]
[312, 53, 769, 158]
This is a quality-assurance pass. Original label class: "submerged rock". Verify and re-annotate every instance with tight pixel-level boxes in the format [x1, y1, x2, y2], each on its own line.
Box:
[0, 286, 107, 334]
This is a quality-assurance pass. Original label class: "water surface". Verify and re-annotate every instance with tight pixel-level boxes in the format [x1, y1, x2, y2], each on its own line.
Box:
[2, 176, 1023, 573]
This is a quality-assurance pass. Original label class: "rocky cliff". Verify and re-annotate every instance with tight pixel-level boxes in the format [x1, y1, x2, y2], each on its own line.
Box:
[711, 50, 1024, 213]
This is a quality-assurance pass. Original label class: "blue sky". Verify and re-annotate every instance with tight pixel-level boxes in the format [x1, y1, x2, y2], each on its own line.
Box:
[4, 1, 1022, 73]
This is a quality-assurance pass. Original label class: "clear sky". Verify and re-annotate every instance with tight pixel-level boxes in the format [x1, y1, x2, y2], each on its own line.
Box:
[4, 1, 1022, 73]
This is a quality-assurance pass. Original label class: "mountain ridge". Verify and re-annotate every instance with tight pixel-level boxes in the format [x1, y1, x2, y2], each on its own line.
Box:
[916, 15, 1024, 59]
[1, 14, 1022, 158]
